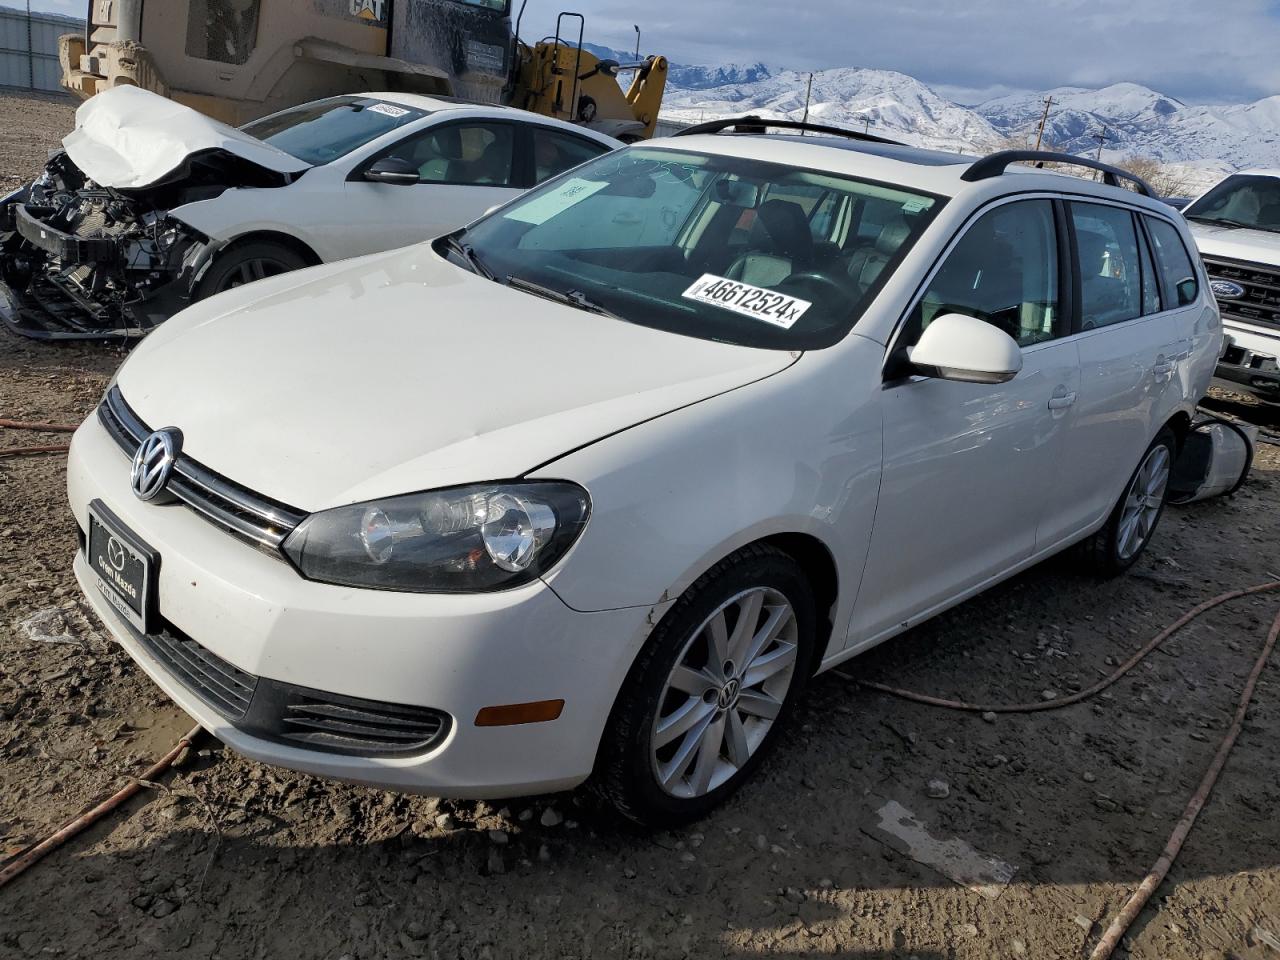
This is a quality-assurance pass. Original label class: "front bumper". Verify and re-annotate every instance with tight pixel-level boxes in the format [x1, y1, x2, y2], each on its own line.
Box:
[1215, 330, 1280, 402]
[68, 414, 656, 798]
[0, 199, 201, 342]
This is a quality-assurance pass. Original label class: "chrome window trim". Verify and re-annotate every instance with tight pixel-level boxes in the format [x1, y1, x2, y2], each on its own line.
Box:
[98, 387, 307, 554]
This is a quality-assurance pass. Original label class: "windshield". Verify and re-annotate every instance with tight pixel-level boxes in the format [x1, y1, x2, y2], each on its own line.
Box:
[457, 147, 944, 349]
[242, 97, 426, 165]
[455, 0, 509, 9]
[1185, 174, 1280, 234]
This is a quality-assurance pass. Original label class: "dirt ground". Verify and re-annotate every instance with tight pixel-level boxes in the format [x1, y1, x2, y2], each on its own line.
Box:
[1, 89, 1279, 960]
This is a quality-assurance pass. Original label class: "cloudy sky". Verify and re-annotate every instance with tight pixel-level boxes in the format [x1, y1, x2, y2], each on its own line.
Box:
[25, 0, 1280, 105]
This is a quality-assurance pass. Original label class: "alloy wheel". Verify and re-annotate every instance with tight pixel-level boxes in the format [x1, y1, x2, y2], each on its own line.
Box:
[650, 587, 799, 799]
[219, 257, 291, 291]
[1117, 443, 1171, 561]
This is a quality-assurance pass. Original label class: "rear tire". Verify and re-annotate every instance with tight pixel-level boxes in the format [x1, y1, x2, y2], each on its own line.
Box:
[195, 241, 308, 300]
[1081, 428, 1176, 577]
[596, 544, 817, 828]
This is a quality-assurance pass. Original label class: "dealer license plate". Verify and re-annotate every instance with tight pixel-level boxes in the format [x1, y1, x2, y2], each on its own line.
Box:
[87, 500, 157, 635]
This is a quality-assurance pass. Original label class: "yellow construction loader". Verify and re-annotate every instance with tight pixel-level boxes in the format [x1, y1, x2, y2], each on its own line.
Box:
[59, 1, 667, 139]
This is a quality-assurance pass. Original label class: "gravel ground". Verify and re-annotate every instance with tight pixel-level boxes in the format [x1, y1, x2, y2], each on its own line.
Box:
[1, 90, 1279, 960]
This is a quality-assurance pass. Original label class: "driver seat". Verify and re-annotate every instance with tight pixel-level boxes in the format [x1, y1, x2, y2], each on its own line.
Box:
[724, 200, 814, 287]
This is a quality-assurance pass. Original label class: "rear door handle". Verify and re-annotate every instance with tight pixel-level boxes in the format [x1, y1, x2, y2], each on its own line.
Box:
[1152, 360, 1175, 381]
[1047, 391, 1077, 411]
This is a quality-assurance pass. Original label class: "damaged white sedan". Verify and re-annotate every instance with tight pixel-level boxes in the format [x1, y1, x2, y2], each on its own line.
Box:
[0, 86, 618, 341]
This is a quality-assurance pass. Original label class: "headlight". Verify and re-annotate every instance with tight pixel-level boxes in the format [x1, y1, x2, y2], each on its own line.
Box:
[282, 482, 590, 593]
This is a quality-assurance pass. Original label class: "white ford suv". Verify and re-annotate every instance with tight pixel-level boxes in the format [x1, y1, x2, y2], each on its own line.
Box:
[67, 118, 1220, 825]
[1183, 171, 1280, 403]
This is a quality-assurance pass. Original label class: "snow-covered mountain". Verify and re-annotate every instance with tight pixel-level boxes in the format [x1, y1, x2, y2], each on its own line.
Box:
[662, 67, 999, 154]
[649, 60, 1280, 192]
[977, 82, 1280, 180]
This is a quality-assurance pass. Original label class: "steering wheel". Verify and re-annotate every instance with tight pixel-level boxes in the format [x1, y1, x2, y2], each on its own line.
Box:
[786, 271, 855, 302]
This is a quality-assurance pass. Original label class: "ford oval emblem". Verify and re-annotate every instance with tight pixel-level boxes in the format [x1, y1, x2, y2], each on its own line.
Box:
[1211, 279, 1246, 300]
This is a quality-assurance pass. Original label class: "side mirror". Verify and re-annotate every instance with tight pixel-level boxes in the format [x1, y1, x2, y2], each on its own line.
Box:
[364, 157, 420, 185]
[906, 313, 1023, 384]
[1176, 277, 1198, 306]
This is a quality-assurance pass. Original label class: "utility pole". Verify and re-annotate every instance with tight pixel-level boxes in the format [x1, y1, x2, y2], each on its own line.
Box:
[1033, 95, 1054, 152]
[800, 72, 813, 134]
[1093, 126, 1110, 180]
[864, 115, 871, 133]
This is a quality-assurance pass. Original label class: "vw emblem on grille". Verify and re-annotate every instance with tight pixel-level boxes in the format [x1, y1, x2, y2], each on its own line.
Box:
[131, 429, 181, 502]
[1211, 279, 1246, 300]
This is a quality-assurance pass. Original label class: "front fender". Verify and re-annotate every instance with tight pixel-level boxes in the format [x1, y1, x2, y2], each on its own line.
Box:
[531, 340, 886, 662]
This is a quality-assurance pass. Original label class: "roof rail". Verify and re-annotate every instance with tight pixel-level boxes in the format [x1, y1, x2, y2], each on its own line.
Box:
[961, 150, 1156, 198]
[672, 115, 904, 147]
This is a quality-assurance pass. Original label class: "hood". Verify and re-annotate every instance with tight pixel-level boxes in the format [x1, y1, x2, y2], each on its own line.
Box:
[1188, 220, 1280, 266]
[62, 86, 310, 190]
[117, 248, 797, 511]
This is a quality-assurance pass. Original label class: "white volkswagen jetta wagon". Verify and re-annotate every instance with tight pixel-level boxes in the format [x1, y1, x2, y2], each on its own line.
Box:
[68, 119, 1220, 825]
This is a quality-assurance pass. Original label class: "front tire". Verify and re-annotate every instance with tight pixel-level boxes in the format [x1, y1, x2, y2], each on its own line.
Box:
[195, 240, 308, 300]
[596, 545, 817, 827]
[1081, 428, 1176, 576]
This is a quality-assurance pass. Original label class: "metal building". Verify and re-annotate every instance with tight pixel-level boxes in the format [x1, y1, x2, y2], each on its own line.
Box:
[0, 5, 80, 93]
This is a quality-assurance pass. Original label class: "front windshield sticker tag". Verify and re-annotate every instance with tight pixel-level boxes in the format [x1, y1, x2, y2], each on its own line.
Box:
[505, 178, 609, 225]
[681, 274, 812, 329]
[369, 102, 410, 118]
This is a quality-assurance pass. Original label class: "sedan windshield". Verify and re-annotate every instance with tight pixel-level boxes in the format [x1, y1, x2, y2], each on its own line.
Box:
[1185, 174, 1280, 234]
[458, 146, 944, 349]
[242, 97, 426, 165]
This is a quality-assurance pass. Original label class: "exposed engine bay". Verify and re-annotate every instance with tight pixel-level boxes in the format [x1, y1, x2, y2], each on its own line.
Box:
[0, 149, 296, 341]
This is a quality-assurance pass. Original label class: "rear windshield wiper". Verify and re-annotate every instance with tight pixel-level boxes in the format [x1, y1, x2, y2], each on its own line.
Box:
[442, 235, 494, 281]
[505, 274, 621, 319]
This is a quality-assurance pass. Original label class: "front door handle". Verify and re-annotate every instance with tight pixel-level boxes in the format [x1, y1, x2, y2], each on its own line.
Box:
[1048, 390, 1077, 411]
[1152, 360, 1175, 381]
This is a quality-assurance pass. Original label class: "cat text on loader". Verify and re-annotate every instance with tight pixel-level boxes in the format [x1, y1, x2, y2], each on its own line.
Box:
[57, 1, 667, 140]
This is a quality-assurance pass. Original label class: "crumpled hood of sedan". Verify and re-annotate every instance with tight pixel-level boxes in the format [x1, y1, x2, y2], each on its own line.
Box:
[63, 85, 309, 190]
[117, 247, 797, 511]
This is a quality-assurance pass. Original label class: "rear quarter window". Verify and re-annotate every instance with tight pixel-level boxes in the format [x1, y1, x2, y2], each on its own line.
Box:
[1145, 217, 1200, 308]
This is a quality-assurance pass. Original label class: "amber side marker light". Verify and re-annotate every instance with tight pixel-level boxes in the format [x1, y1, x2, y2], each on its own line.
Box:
[474, 699, 565, 727]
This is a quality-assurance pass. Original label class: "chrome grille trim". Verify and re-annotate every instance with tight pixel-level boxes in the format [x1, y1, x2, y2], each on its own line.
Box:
[1202, 255, 1280, 332]
[98, 386, 307, 551]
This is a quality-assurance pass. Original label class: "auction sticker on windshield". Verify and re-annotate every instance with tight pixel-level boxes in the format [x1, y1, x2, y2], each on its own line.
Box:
[682, 274, 812, 329]
[368, 102, 410, 119]
[505, 178, 608, 225]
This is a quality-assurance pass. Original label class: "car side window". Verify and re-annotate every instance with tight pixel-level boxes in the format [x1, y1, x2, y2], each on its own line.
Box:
[1138, 220, 1162, 315]
[1145, 217, 1200, 307]
[532, 129, 610, 184]
[1071, 202, 1144, 329]
[385, 123, 516, 187]
[903, 199, 1061, 349]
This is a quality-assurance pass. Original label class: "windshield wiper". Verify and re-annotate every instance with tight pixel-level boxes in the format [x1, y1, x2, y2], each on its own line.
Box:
[442, 235, 494, 281]
[1186, 215, 1274, 232]
[505, 275, 622, 319]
